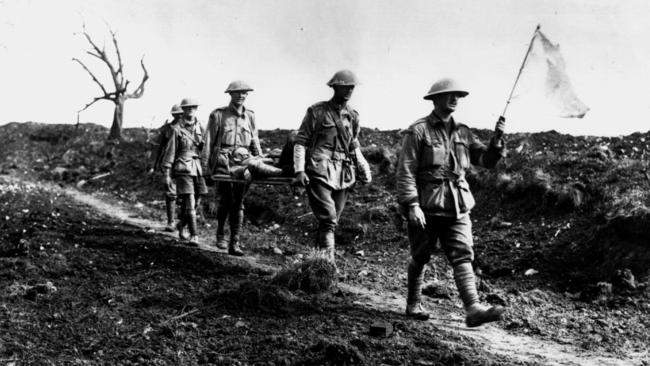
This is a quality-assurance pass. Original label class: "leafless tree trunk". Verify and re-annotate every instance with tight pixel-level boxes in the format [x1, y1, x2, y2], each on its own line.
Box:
[73, 24, 149, 141]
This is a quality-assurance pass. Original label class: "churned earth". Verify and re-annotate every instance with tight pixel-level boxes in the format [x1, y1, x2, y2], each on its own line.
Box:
[1, 122, 649, 365]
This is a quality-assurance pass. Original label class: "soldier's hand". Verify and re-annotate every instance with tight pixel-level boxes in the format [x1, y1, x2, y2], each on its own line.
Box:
[494, 116, 506, 140]
[408, 205, 426, 229]
[162, 169, 172, 187]
[293, 171, 310, 187]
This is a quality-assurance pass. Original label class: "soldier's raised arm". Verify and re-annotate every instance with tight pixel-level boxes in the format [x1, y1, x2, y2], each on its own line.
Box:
[469, 116, 507, 169]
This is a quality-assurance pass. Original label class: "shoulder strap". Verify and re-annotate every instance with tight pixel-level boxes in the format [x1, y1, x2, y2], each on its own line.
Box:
[333, 113, 353, 158]
[177, 124, 201, 147]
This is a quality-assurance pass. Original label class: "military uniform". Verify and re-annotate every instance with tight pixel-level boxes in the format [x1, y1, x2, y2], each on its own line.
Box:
[397, 77, 507, 327]
[154, 118, 180, 198]
[204, 103, 261, 253]
[397, 113, 504, 265]
[161, 116, 207, 239]
[294, 99, 367, 259]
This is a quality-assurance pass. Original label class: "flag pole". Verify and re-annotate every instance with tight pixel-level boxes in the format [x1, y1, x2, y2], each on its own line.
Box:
[502, 24, 541, 117]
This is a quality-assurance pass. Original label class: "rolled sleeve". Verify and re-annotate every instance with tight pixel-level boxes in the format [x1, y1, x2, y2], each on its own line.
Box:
[249, 113, 262, 156]
[396, 130, 422, 206]
[295, 107, 315, 147]
[351, 114, 361, 149]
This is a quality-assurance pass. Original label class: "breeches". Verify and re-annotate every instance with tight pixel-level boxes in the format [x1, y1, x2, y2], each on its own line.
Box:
[408, 214, 474, 267]
[175, 175, 207, 196]
[306, 179, 349, 233]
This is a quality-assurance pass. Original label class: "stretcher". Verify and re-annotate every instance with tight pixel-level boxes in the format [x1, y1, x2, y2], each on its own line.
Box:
[210, 174, 295, 185]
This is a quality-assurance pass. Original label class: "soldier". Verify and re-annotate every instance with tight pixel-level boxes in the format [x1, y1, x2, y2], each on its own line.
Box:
[153, 104, 184, 231]
[204, 80, 267, 256]
[161, 98, 207, 246]
[293, 70, 372, 262]
[396, 78, 507, 327]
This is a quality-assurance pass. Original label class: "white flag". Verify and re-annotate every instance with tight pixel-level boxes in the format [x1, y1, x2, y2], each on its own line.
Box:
[518, 30, 589, 119]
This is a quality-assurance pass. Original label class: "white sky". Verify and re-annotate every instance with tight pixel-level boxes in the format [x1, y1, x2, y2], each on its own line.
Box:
[1, 0, 649, 136]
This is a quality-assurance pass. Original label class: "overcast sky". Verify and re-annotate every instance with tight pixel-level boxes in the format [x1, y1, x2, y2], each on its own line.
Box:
[1, 0, 649, 136]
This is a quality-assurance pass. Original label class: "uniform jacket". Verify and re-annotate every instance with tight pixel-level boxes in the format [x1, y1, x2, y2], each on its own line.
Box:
[204, 105, 261, 176]
[161, 117, 206, 177]
[295, 100, 361, 190]
[153, 118, 180, 172]
[396, 112, 505, 217]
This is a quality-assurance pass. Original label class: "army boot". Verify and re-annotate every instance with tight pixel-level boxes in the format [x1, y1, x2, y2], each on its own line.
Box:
[186, 208, 199, 247]
[228, 209, 245, 256]
[318, 231, 336, 262]
[164, 196, 176, 232]
[215, 234, 228, 250]
[215, 201, 229, 249]
[405, 260, 430, 320]
[453, 262, 506, 327]
[177, 222, 189, 240]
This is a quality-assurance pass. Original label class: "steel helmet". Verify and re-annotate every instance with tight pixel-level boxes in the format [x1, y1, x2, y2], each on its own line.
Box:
[224, 80, 254, 93]
[179, 98, 199, 108]
[423, 78, 469, 100]
[327, 70, 359, 87]
[170, 104, 183, 115]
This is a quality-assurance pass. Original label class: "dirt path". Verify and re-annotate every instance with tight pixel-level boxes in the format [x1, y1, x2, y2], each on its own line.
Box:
[5, 175, 643, 366]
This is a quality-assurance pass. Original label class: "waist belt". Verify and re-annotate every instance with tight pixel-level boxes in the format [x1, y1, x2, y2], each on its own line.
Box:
[311, 150, 350, 161]
[179, 152, 200, 159]
[417, 170, 465, 184]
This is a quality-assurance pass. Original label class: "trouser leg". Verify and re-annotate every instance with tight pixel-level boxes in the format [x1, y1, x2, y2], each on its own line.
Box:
[307, 181, 345, 261]
[216, 182, 232, 241]
[186, 193, 197, 236]
[227, 182, 248, 256]
[165, 196, 175, 225]
[176, 194, 189, 240]
[407, 259, 426, 306]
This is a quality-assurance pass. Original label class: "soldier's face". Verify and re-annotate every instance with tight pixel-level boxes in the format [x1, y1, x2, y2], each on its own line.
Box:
[230, 91, 248, 107]
[333, 85, 355, 101]
[182, 106, 197, 118]
[433, 92, 462, 113]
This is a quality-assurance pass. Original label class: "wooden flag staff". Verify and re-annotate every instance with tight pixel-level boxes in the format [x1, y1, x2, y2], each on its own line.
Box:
[502, 24, 541, 117]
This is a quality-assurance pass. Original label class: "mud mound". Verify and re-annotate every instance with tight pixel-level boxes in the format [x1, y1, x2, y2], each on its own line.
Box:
[272, 252, 337, 293]
[570, 212, 650, 283]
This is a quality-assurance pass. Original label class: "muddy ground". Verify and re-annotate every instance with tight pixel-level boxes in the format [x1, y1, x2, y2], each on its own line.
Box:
[1, 122, 649, 365]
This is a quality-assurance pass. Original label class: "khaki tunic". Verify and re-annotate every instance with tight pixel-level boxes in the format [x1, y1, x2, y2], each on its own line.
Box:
[161, 118, 206, 177]
[204, 105, 261, 176]
[295, 100, 361, 190]
[396, 113, 505, 217]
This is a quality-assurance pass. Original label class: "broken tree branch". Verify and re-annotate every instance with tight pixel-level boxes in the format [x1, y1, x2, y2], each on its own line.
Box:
[72, 57, 108, 95]
[127, 57, 149, 99]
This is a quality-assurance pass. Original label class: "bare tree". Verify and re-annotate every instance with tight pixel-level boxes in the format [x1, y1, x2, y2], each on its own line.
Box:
[73, 24, 149, 141]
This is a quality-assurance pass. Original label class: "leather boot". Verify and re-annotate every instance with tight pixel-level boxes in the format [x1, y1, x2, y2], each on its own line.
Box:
[215, 234, 228, 250]
[318, 230, 336, 262]
[454, 262, 505, 327]
[248, 158, 283, 177]
[228, 209, 245, 256]
[176, 222, 189, 240]
[164, 196, 175, 232]
[216, 199, 229, 247]
[405, 260, 429, 320]
[186, 210, 199, 247]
